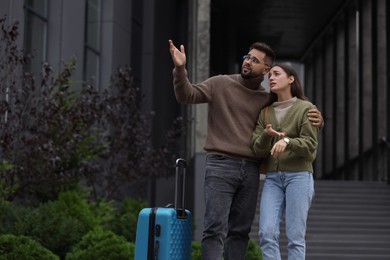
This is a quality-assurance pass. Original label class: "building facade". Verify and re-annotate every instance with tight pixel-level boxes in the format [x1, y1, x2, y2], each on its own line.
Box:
[1, 0, 389, 241]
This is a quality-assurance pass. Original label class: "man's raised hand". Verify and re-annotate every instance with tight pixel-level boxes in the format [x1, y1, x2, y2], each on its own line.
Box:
[169, 39, 186, 67]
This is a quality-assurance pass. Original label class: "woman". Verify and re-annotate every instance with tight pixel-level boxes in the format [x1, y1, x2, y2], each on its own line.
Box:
[251, 63, 319, 260]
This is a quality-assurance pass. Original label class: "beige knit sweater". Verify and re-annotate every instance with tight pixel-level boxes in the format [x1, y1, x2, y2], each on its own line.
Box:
[172, 66, 269, 161]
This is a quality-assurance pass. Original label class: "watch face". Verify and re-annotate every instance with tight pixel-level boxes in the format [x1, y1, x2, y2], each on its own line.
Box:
[284, 137, 290, 144]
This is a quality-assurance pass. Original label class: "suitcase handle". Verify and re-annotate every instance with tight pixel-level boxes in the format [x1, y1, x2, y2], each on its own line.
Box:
[175, 158, 187, 218]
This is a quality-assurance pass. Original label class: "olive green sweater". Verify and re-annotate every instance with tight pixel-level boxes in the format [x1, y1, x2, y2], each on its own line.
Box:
[251, 99, 319, 172]
[172, 66, 269, 161]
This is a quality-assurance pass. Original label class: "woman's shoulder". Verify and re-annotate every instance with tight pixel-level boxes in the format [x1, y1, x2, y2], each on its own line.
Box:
[295, 99, 315, 109]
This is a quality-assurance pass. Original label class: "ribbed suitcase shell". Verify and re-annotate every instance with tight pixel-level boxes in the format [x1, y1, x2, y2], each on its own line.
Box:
[134, 158, 192, 260]
[134, 207, 192, 259]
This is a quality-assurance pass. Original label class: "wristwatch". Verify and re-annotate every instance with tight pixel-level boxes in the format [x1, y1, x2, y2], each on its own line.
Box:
[283, 137, 290, 145]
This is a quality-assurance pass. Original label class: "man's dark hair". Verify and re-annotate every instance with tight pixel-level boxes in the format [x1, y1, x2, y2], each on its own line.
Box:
[250, 42, 276, 66]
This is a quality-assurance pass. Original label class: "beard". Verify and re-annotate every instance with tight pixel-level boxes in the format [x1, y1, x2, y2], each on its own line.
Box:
[241, 71, 251, 79]
[241, 69, 263, 81]
[241, 65, 253, 79]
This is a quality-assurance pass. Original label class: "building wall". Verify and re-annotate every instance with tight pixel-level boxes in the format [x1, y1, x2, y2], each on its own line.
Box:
[0, 0, 191, 207]
[302, 0, 389, 181]
[47, 0, 85, 81]
[2, 0, 388, 243]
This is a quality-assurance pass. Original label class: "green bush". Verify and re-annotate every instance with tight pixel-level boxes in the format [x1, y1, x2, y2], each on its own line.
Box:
[0, 190, 150, 258]
[89, 197, 116, 227]
[246, 239, 262, 260]
[27, 207, 85, 257]
[13, 190, 101, 258]
[106, 197, 147, 242]
[51, 189, 101, 228]
[65, 227, 134, 260]
[0, 234, 59, 259]
[0, 203, 30, 235]
[191, 241, 202, 260]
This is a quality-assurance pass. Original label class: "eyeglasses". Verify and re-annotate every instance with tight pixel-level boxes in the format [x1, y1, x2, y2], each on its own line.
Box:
[243, 55, 269, 67]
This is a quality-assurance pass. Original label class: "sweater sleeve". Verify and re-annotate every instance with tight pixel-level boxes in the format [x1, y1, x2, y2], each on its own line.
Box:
[251, 109, 274, 158]
[172, 66, 213, 104]
[288, 105, 319, 160]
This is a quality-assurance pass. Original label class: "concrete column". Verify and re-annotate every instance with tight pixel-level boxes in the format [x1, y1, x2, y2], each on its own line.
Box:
[188, 0, 210, 241]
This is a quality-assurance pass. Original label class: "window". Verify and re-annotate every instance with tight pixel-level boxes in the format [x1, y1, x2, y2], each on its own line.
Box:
[84, 0, 101, 88]
[24, 0, 48, 75]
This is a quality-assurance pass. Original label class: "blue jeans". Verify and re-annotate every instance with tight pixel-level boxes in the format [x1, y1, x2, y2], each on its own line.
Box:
[259, 171, 314, 260]
[202, 154, 260, 260]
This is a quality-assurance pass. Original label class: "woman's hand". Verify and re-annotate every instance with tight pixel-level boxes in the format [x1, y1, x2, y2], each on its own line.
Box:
[265, 124, 285, 137]
[270, 139, 288, 158]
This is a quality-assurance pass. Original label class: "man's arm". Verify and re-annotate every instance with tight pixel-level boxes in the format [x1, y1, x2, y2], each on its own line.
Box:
[307, 105, 324, 127]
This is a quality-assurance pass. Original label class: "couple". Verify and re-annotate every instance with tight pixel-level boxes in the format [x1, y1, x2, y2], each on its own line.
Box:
[169, 40, 322, 260]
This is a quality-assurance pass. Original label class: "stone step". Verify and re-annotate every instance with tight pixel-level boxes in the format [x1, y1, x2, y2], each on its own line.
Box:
[251, 180, 390, 259]
[304, 253, 390, 260]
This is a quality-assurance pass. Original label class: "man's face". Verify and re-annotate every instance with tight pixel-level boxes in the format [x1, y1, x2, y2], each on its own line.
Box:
[241, 49, 270, 79]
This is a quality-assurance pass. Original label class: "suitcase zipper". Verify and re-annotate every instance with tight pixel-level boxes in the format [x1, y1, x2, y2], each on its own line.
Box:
[147, 207, 158, 260]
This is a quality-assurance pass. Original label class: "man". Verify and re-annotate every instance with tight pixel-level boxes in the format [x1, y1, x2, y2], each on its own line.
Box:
[168, 40, 323, 260]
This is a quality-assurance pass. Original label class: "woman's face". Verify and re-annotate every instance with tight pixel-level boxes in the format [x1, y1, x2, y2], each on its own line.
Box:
[268, 66, 294, 94]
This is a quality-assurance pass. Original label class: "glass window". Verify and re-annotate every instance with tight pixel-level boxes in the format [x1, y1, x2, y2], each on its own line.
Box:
[84, 0, 101, 88]
[24, 0, 48, 75]
[26, 0, 47, 17]
[84, 48, 100, 85]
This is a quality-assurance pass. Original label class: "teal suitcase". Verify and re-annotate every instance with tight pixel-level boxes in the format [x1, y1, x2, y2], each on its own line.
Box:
[134, 158, 192, 260]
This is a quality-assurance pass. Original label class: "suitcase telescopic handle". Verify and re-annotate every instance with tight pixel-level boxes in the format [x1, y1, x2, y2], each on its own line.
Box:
[175, 158, 187, 218]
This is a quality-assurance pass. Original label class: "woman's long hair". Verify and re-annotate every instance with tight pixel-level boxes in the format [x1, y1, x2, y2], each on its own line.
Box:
[267, 63, 308, 105]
